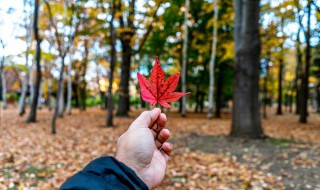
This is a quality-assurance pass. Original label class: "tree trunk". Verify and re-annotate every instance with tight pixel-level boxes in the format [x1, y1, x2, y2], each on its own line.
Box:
[289, 93, 293, 113]
[66, 52, 73, 114]
[277, 18, 285, 115]
[200, 92, 204, 113]
[73, 74, 79, 108]
[194, 85, 200, 113]
[299, 1, 311, 123]
[1, 68, 7, 109]
[37, 80, 44, 109]
[51, 57, 65, 134]
[181, 0, 190, 117]
[215, 68, 222, 118]
[48, 77, 52, 111]
[29, 63, 34, 103]
[263, 62, 269, 119]
[27, 0, 42, 123]
[277, 61, 283, 115]
[19, 73, 28, 115]
[95, 63, 105, 109]
[116, 0, 136, 117]
[19, 55, 30, 116]
[80, 40, 89, 111]
[58, 83, 64, 117]
[19, 1, 32, 116]
[294, 30, 302, 114]
[231, 0, 262, 138]
[107, 0, 116, 127]
[117, 41, 131, 117]
[208, 0, 219, 119]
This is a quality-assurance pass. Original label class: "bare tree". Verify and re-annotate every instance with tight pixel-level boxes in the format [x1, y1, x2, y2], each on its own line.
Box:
[299, 0, 312, 123]
[294, 28, 302, 114]
[181, 0, 190, 117]
[106, 0, 117, 127]
[27, 0, 42, 123]
[44, 0, 78, 133]
[0, 40, 6, 110]
[19, 0, 33, 116]
[207, 0, 219, 119]
[37, 81, 44, 109]
[276, 18, 285, 115]
[66, 49, 74, 115]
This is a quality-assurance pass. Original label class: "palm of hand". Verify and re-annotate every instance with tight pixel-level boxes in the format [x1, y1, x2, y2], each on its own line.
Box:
[136, 128, 168, 188]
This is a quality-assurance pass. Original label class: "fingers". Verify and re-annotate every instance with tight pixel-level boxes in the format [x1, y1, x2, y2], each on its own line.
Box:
[155, 128, 170, 149]
[161, 142, 173, 162]
[130, 108, 161, 129]
[150, 113, 167, 138]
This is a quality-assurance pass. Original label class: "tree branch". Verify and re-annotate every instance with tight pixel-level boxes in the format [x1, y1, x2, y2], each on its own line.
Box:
[312, 0, 320, 13]
[132, 0, 164, 55]
[44, 0, 64, 58]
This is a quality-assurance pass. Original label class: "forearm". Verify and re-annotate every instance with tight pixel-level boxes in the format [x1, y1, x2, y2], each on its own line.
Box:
[60, 157, 148, 190]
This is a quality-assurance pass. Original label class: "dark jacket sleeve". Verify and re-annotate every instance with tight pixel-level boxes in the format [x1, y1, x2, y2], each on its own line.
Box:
[60, 156, 148, 190]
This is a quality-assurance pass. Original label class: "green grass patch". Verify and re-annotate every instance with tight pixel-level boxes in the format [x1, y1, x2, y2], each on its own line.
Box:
[266, 138, 293, 147]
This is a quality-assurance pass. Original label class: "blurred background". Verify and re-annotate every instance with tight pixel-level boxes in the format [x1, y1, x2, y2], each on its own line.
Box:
[0, 0, 320, 189]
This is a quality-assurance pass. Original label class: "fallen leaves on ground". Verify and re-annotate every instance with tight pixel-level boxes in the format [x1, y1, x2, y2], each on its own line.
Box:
[0, 107, 319, 189]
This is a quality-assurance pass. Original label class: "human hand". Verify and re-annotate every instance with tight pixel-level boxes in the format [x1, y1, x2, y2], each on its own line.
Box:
[115, 108, 173, 189]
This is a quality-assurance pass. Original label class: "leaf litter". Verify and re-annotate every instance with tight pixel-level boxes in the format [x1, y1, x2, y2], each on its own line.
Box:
[0, 108, 319, 189]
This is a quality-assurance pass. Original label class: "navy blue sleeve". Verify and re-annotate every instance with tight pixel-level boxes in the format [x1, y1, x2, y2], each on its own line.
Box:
[60, 157, 148, 190]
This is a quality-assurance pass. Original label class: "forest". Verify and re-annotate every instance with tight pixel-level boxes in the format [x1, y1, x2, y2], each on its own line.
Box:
[0, 0, 320, 189]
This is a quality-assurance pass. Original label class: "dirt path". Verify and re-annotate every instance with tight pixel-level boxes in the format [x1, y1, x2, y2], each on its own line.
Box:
[180, 134, 320, 189]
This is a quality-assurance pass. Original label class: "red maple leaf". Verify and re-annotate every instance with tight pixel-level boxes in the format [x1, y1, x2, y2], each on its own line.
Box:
[137, 56, 189, 108]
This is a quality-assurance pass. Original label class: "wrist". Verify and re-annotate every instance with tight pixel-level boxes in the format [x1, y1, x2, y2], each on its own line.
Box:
[115, 155, 151, 189]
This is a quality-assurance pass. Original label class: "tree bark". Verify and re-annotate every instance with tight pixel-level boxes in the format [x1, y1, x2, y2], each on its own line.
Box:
[19, 1, 32, 116]
[19, 73, 28, 115]
[289, 93, 293, 113]
[48, 77, 52, 111]
[294, 29, 302, 114]
[27, 0, 42, 123]
[208, 0, 219, 119]
[277, 60, 284, 115]
[80, 40, 89, 111]
[107, 0, 116, 127]
[58, 83, 64, 117]
[51, 57, 65, 134]
[194, 85, 200, 113]
[37, 80, 44, 109]
[263, 61, 269, 119]
[215, 68, 222, 118]
[200, 92, 204, 113]
[231, 0, 262, 138]
[116, 0, 135, 117]
[117, 41, 131, 116]
[181, 0, 190, 117]
[277, 18, 285, 115]
[66, 52, 73, 115]
[299, 1, 311, 123]
[1, 68, 6, 110]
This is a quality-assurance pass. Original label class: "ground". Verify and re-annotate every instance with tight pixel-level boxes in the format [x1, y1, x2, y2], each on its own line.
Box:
[0, 107, 319, 190]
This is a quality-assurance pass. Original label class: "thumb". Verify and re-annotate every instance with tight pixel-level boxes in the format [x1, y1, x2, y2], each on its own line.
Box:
[130, 108, 161, 129]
